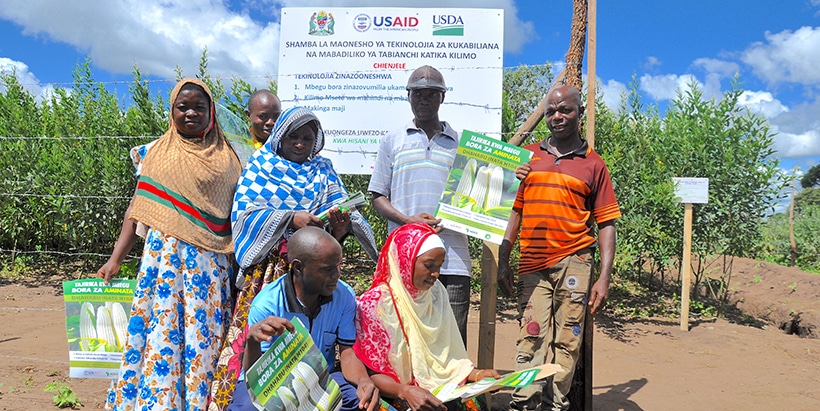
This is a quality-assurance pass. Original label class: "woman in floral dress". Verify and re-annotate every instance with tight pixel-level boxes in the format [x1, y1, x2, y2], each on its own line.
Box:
[97, 78, 242, 411]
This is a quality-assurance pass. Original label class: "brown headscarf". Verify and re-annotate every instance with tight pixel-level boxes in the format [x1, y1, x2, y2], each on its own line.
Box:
[129, 78, 242, 254]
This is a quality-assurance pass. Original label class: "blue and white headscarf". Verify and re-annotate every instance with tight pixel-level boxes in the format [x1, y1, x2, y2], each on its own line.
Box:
[232, 107, 378, 270]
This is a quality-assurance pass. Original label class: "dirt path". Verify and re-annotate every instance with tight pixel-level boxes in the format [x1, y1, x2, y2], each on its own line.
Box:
[1, 280, 819, 411]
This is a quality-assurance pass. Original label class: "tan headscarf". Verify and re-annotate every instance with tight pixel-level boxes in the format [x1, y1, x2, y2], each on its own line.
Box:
[129, 78, 242, 254]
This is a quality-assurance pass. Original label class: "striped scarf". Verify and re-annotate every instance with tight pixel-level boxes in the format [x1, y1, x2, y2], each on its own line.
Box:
[129, 78, 242, 253]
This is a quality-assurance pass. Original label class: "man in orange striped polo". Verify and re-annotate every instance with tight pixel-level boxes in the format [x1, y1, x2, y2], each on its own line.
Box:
[499, 85, 621, 411]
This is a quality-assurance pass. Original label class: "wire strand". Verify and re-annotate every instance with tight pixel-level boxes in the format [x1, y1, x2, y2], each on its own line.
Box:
[6, 63, 553, 89]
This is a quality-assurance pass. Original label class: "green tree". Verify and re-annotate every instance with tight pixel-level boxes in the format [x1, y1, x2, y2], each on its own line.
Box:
[795, 187, 820, 210]
[757, 206, 820, 273]
[595, 77, 680, 287]
[196, 48, 227, 105]
[124, 65, 166, 136]
[800, 163, 820, 189]
[595, 77, 785, 302]
[0, 70, 41, 136]
[501, 63, 553, 141]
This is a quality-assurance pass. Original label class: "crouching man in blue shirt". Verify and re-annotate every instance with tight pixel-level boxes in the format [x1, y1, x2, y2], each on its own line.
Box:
[228, 226, 379, 411]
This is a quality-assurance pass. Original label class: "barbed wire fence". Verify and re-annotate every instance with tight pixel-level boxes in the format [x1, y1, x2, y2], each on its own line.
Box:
[4, 66, 813, 273]
[0, 131, 543, 264]
[0, 64, 547, 268]
[1, 134, 817, 266]
[6, 63, 554, 89]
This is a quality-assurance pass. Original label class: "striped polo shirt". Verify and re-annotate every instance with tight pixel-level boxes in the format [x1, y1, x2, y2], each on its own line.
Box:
[514, 138, 621, 275]
[368, 120, 471, 277]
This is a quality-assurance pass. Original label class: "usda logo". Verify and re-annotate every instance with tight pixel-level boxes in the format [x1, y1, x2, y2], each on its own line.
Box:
[433, 14, 464, 36]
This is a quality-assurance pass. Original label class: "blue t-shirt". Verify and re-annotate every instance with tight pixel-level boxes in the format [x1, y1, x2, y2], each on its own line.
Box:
[247, 273, 357, 373]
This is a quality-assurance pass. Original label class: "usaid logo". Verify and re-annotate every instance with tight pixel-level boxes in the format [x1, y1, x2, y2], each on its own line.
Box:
[353, 13, 371, 32]
[372, 16, 419, 30]
[432, 14, 464, 36]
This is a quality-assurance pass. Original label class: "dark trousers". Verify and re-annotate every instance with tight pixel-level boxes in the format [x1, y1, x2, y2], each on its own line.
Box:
[439, 274, 471, 347]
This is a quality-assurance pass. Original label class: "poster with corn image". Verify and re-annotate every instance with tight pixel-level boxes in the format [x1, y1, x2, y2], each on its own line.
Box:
[63, 278, 136, 378]
[435, 130, 532, 244]
[245, 317, 342, 411]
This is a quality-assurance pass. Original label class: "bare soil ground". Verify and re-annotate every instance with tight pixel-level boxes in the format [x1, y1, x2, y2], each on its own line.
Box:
[0, 256, 818, 410]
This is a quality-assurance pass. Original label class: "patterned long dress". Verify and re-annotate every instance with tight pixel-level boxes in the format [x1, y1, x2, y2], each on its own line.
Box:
[208, 241, 289, 410]
[105, 228, 232, 411]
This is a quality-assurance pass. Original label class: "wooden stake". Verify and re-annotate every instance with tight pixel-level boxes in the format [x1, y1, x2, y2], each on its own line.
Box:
[789, 178, 797, 267]
[584, 3, 596, 410]
[680, 202, 693, 331]
[477, 241, 498, 406]
[477, 241, 499, 370]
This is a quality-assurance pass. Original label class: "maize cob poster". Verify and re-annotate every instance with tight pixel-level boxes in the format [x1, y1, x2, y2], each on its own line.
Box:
[63, 278, 136, 378]
[432, 363, 561, 403]
[245, 317, 342, 411]
[435, 130, 532, 244]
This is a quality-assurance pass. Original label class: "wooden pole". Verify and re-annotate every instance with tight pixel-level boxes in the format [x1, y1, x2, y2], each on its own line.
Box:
[568, 2, 591, 409]
[680, 202, 693, 331]
[477, 241, 499, 406]
[789, 179, 797, 267]
[583, 296, 594, 411]
[584, 3, 596, 409]
[586, 0, 596, 150]
[477, 241, 498, 370]
[565, 0, 588, 91]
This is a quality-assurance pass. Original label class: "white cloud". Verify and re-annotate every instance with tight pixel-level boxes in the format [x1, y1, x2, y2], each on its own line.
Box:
[639, 73, 701, 101]
[0, 0, 535, 88]
[0, 57, 54, 100]
[0, 1, 283, 87]
[692, 57, 739, 78]
[642, 56, 661, 71]
[738, 90, 789, 119]
[771, 128, 820, 159]
[598, 79, 626, 110]
[741, 26, 820, 86]
[768, 97, 820, 158]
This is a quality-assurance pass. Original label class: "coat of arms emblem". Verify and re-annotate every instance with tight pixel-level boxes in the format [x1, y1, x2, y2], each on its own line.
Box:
[309, 11, 335, 36]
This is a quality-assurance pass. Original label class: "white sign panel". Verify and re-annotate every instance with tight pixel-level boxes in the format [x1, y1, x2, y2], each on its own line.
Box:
[673, 177, 709, 204]
[278, 7, 504, 174]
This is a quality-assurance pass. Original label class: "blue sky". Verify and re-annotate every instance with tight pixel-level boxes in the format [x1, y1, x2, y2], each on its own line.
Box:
[1, 0, 819, 188]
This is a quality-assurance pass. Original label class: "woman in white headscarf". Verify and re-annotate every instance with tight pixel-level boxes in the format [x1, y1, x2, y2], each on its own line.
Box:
[354, 223, 498, 411]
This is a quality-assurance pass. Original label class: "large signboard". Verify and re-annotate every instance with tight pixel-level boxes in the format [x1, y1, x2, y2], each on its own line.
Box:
[278, 7, 504, 174]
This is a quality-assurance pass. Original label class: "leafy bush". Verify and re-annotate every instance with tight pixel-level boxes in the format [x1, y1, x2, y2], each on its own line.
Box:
[756, 206, 820, 273]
